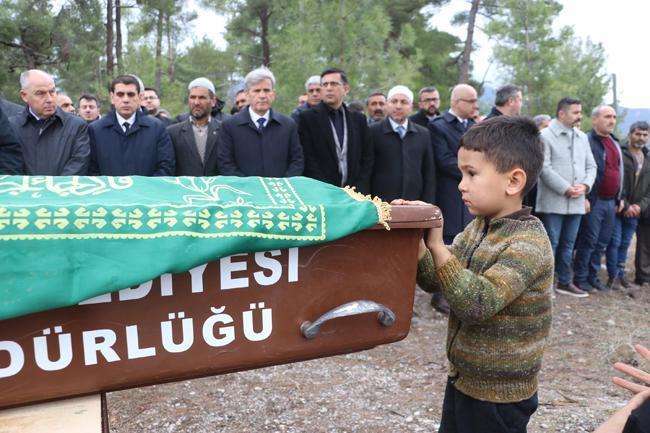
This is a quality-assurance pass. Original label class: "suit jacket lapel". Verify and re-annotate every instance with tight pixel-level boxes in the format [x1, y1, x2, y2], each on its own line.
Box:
[180, 121, 203, 167]
[204, 118, 220, 167]
[316, 103, 339, 161]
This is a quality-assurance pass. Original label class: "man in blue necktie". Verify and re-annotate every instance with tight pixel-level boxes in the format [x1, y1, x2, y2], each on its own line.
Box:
[88, 75, 175, 176]
[369, 85, 435, 205]
[217, 67, 304, 177]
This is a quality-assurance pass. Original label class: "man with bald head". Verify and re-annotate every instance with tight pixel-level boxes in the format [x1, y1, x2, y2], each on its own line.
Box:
[9, 69, 90, 175]
[426, 83, 479, 314]
[55, 94, 75, 114]
[573, 105, 624, 293]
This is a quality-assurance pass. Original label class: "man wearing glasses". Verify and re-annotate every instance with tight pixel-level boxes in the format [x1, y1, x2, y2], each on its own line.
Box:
[426, 83, 479, 315]
[88, 75, 175, 176]
[142, 87, 173, 126]
[298, 67, 374, 194]
[410, 86, 441, 127]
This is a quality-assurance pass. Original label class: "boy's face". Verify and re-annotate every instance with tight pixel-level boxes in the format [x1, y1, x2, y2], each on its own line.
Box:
[458, 148, 514, 220]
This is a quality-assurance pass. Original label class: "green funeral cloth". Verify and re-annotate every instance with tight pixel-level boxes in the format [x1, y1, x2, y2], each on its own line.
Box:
[0, 175, 389, 321]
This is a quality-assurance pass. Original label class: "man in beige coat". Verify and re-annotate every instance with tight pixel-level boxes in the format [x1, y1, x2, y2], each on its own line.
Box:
[536, 97, 597, 297]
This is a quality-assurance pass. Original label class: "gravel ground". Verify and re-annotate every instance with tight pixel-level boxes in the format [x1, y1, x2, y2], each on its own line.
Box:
[107, 274, 650, 433]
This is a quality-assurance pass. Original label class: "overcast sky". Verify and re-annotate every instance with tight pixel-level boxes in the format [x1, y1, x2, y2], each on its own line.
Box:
[427, 0, 645, 108]
[191, 0, 645, 108]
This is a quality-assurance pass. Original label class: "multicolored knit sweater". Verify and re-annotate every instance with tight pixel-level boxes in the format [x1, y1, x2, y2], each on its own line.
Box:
[417, 207, 553, 403]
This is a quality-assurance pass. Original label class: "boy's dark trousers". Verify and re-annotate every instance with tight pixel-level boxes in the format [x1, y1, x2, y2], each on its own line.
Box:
[439, 377, 538, 433]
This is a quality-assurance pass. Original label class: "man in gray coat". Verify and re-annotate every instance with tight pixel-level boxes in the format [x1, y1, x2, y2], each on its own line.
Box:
[9, 69, 90, 175]
[168, 78, 221, 176]
[536, 97, 597, 297]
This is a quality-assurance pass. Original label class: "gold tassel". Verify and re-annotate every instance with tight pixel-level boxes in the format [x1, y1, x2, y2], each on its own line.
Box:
[342, 186, 392, 230]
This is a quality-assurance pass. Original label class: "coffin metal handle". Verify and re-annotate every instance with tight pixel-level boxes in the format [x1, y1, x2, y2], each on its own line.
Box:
[300, 300, 396, 339]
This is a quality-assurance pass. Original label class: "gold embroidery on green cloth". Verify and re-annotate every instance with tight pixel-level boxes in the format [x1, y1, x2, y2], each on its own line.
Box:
[0, 177, 327, 241]
[342, 186, 392, 230]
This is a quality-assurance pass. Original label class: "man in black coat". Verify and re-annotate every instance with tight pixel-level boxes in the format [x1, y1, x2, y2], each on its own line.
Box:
[10, 69, 90, 175]
[168, 78, 221, 176]
[0, 103, 23, 174]
[88, 75, 175, 176]
[370, 85, 435, 204]
[410, 86, 441, 127]
[429, 83, 479, 243]
[485, 84, 523, 119]
[427, 83, 479, 314]
[298, 67, 374, 194]
[217, 67, 303, 177]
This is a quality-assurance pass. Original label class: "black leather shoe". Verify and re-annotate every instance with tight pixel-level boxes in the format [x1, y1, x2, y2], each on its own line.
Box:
[591, 279, 610, 292]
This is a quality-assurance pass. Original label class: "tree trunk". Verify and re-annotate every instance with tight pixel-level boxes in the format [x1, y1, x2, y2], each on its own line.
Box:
[258, 3, 271, 67]
[106, 0, 114, 78]
[166, 13, 175, 82]
[155, 8, 163, 91]
[459, 0, 481, 83]
[115, 0, 122, 74]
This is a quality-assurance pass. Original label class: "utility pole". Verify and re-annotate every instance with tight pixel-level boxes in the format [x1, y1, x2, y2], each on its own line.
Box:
[612, 73, 618, 111]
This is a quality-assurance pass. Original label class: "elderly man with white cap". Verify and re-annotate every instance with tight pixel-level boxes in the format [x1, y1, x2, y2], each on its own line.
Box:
[167, 77, 222, 176]
[369, 85, 435, 204]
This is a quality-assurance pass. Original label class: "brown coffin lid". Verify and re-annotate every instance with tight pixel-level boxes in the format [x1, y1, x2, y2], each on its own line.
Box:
[374, 204, 442, 230]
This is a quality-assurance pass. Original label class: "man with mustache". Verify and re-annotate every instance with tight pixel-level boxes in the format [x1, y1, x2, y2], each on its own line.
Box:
[410, 86, 441, 127]
[365, 92, 386, 124]
[608, 122, 650, 288]
[168, 78, 221, 176]
[536, 97, 597, 298]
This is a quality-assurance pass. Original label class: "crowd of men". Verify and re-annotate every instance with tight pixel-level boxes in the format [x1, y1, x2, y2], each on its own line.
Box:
[0, 67, 648, 315]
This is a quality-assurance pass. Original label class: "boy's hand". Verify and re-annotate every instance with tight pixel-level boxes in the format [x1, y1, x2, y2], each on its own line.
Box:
[390, 199, 449, 267]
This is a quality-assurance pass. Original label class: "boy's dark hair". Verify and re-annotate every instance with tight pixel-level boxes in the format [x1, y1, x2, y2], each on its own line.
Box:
[460, 116, 544, 195]
[110, 75, 141, 93]
[556, 97, 581, 117]
[320, 67, 348, 84]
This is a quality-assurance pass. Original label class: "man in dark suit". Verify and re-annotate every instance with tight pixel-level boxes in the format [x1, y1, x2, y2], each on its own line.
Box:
[427, 83, 479, 314]
[10, 69, 90, 175]
[410, 86, 441, 127]
[370, 85, 435, 203]
[298, 67, 374, 194]
[88, 75, 175, 176]
[168, 78, 221, 176]
[0, 103, 23, 174]
[485, 84, 523, 119]
[217, 67, 303, 177]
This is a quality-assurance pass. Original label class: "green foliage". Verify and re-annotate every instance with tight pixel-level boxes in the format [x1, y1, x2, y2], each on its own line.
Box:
[203, 0, 459, 114]
[486, 0, 610, 119]
[0, 0, 610, 122]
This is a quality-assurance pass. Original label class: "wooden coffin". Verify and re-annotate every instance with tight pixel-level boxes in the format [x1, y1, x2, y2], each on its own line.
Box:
[0, 204, 440, 409]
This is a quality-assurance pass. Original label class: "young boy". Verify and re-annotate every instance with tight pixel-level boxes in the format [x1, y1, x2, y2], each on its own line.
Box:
[410, 116, 553, 432]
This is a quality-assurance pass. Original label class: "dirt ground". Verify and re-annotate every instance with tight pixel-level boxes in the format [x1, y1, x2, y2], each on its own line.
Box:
[107, 274, 650, 433]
